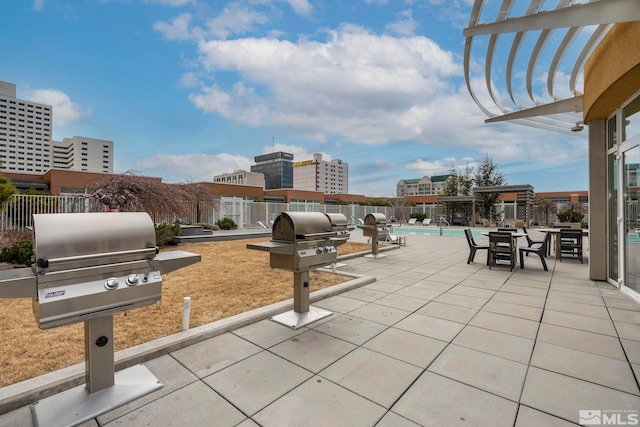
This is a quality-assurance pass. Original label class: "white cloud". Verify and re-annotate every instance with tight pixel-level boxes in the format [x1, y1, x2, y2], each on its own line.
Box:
[154, 5, 269, 41]
[153, 13, 204, 41]
[205, 4, 270, 39]
[32, 0, 44, 11]
[406, 156, 480, 176]
[191, 25, 459, 144]
[133, 153, 251, 182]
[26, 88, 90, 126]
[143, 0, 196, 7]
[386, 9, 419, 36]
[283, 0, 313, 16]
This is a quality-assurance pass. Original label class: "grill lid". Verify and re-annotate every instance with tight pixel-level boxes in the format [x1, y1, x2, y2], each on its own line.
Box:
[272, 212, 334, 242]
[364, 213, 389, 226]
[33, 212, 157, 273]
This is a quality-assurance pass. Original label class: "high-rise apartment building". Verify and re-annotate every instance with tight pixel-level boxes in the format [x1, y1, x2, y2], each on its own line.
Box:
[0, 80, 113, 175]
[293, 153, 348, 194]
[213, 169, 265, 187]
[251, 151, 294, 190]
[0, 81, 53, 173]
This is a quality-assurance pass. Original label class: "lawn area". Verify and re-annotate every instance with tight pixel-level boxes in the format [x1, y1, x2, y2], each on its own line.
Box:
[0, 238, 369, 387]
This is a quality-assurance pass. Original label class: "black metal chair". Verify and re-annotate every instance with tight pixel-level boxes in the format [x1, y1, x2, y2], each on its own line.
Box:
[488, 232, 516, 271]
[522, 226, 546, 256]
[464, 228, 489, 264]
[519, 232, 551, 271]
[497, 228, 516, 233]
[559, 229, 584, 263]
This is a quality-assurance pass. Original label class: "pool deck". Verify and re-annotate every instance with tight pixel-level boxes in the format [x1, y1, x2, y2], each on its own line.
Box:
[1, 229, 639, 426]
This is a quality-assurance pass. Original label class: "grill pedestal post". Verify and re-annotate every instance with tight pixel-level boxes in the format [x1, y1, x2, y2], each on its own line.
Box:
[270, 271, 332, 330]
[365, 238, 386, 259]
[85, 316, 115, 393]
[30, 316, 163, 427]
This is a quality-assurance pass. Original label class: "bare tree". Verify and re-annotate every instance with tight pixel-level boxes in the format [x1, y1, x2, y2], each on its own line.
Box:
[86, 172, 218, 223]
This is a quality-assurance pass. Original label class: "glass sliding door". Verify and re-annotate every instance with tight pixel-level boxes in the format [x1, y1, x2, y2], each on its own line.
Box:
[623, 144, 640, 300]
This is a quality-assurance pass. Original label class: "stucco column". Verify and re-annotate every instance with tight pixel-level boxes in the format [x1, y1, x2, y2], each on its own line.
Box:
[588, 119, 607, 281]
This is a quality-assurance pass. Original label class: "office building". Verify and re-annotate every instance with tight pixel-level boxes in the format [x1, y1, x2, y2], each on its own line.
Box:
[52, 136, 113, 173]
[213, 169, 265, 187]
[396, 175, 451, 197]
[251, 151, 294, 190]
[293, 153, 348, 194]
[0, 80, 113, 175]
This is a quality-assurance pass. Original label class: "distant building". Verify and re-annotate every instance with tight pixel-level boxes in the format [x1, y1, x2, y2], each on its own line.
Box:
[213, 169, 265, 187]
[396, 175, 451, 196]
[0, 80, 113, 175]
[293, 153, 348, 194]
[0, 81, 53, 174]
[52, 136, 113, 173]
[251, 151, 294, 190]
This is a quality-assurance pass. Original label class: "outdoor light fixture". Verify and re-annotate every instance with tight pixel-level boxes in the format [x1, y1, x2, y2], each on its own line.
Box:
[571, 122, 585, 132]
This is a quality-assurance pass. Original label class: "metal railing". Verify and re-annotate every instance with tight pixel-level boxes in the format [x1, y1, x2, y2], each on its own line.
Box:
[0, 194, 589, 231]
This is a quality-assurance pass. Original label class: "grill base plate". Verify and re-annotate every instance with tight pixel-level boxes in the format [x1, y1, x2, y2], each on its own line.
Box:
[30, 364, 161, 427]
[270, 306, 333, 330]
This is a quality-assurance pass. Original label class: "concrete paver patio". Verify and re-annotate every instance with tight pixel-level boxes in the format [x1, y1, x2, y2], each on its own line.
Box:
[1, 229, 639, 426]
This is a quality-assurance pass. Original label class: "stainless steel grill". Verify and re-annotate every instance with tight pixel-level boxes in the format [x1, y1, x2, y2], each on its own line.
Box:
[357, 213, 390, 258]
[247, 211, 348, 329]
[324, 213, 353, 248]
[0, 212, 200, 427]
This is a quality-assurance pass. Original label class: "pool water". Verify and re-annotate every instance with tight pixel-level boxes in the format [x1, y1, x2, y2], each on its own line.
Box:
[389, 227, 484, 238]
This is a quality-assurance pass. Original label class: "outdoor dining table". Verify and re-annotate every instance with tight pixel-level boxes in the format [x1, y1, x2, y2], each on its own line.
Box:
[535, 228, 589, 260]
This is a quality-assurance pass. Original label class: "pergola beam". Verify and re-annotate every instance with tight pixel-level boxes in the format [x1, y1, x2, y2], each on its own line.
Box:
[463, 0, 640, 36]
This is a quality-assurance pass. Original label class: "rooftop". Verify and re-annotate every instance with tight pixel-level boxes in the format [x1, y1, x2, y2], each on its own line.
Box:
[1, 230, 639, 426]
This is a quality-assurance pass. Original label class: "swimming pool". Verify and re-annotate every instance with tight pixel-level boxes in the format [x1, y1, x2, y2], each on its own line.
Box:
[388, 227, 484, 238]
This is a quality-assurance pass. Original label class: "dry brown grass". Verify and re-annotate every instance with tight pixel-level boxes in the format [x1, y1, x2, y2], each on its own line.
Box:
[0, 238, 369, 387]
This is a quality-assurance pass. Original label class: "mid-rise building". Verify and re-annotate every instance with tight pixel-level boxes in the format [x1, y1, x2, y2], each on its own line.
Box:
[52, 136, 113, 173]
[251, 151, 294, 190]
[0, 80, 113, 175]
[213, 169, 265, 187]
[293, 153, 348, 194]
[396, 175, 451, 197]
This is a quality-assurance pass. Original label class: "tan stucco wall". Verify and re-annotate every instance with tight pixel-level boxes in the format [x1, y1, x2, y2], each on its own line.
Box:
[584, 22, 640, 122]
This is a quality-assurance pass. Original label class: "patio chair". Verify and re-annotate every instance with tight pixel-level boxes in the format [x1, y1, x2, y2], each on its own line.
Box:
[522, 226, 546, 256]
[408, 218, 417, 225]
[497, 228, 516, 233]
[422, 218, 432, 226]
[464, 228, 489, 264]
[519, 231, 551, 271]
[559, 229, 584, 263]
[488, 232, 516, 271]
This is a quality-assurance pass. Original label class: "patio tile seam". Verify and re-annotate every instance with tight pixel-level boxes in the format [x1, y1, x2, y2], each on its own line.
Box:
[528, 365, 640, 398]
[423, 370, 525, 405]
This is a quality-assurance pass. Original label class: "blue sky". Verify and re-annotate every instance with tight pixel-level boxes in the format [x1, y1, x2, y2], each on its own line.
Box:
[1, 0, 588, 196]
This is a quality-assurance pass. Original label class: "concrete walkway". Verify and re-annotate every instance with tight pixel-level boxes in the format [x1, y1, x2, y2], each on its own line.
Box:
[1, 230, 640, 426]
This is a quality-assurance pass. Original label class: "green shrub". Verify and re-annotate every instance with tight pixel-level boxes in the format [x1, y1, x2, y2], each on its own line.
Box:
[216, 218, 237, 230]
[557, 209, 584, 223]
[0, 240, 33, 266]
[155, 223, 181, 247]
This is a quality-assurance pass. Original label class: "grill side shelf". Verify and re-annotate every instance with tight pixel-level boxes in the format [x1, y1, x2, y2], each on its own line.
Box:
[0, 267, 37, 298]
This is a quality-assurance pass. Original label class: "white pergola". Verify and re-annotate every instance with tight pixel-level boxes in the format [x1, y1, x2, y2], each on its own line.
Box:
[463, 0, 640, 134]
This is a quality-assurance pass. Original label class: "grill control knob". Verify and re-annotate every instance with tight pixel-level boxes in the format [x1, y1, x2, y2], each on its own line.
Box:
[316, 247, 323, 254]
[105, 278, 119, 290]
[126, 274, 139, 286]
